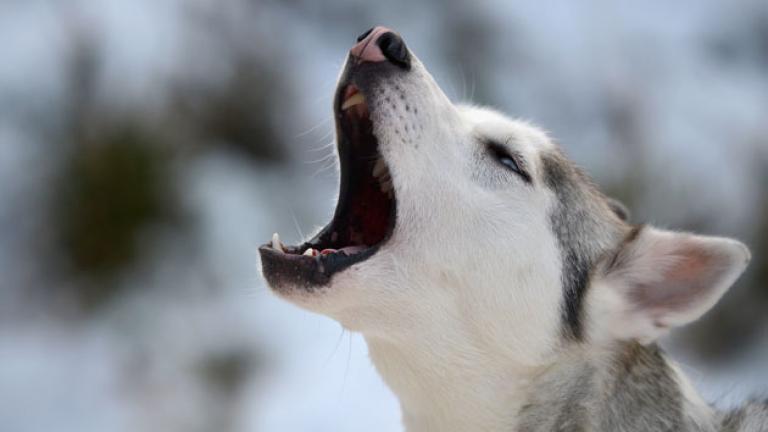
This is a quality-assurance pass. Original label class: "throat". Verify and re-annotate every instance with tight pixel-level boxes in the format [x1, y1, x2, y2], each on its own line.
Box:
[365, 336, 538, 432]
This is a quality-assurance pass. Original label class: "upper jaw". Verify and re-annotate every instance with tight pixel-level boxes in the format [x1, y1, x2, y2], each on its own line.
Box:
[333, 58, 406, 111]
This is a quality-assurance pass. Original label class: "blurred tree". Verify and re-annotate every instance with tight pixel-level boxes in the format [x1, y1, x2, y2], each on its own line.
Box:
[48, 2, 294, 312]
[48, 23, 179, 312]
[197, 349, 260, 432]
[55, 123, 176, 310]
[170, 57, 287, 162]
[440, 0, 502, 106]
[601, 86, 647, 216]
[683, 147, 768, 362]
[705, 8, 768, 70]
[171, 1, 291, 163]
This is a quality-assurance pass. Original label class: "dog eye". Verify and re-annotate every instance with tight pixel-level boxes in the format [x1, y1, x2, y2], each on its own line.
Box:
[499, 154, 521, 173]
[487, 142, 531, 183]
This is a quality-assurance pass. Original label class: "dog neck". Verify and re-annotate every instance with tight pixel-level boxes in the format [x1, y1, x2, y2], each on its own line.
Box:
[366, 337, 718, 432]
[366, 334, 534, 431]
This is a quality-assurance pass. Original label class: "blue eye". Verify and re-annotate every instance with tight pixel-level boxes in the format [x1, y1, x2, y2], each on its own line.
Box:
[487, 141, 531, 183]
[499, 155, 521, 173]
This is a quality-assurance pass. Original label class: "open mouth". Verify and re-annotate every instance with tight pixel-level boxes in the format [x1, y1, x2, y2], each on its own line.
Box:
[259, 84, 396, 288]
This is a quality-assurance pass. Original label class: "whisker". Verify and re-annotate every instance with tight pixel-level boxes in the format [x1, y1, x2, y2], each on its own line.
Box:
[289, 208, 306, 240]
[295, 117, 332, 138]
[338, 331, 354, 400]
[307, 131, 336, 152]
[313, 159, 340, 178]
[322, 325, 347, 369]
[304, 149, 338, 165]
[469, 71, 476, 102]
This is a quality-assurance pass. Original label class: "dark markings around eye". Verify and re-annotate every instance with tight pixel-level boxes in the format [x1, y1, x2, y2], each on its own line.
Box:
[486, 140, 532, 184]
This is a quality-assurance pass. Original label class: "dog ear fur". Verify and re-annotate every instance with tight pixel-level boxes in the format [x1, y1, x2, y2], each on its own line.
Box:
[587, 226, 750, 344]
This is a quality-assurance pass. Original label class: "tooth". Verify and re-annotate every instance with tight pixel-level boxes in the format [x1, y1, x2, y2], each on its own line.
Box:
[271, 232, 284, 253]
[341, 93, 365, 110]
[373, 159, 387, 177]
[303, 248, 314, 256]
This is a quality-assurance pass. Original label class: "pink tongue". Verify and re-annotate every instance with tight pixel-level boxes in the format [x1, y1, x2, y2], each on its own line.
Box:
[340, 246, 366, 255]
[320, 246, 367, 256]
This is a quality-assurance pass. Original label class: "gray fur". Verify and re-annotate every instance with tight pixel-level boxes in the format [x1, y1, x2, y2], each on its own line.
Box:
[540, 148, 627, 340]
[517, 342, 685, 431]
[516, 342, 768, 432]
[721, 400, 768, 432]
[535, 149, 767, 431]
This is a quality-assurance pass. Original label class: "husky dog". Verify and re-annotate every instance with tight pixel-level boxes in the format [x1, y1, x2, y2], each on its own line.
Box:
[259, 27, 765, 431]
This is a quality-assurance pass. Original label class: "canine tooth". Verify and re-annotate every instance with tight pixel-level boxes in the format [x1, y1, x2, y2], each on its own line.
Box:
[373, 159, 387, 177]
[341, 93, 365, 110]
[303, 248, 314, 256]
[271, 232, 284, 253]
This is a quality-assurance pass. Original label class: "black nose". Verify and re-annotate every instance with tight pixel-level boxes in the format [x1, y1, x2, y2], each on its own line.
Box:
[351, 27, 411, 70]
[356, 27, 374, 43]
[377, 31, 410, 69]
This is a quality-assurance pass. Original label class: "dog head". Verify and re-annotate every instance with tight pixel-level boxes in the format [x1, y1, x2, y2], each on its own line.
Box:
[259, 27, 751, 366]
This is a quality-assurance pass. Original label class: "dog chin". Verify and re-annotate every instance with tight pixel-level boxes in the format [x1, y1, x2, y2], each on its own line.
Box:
[266, 264, 360, 313]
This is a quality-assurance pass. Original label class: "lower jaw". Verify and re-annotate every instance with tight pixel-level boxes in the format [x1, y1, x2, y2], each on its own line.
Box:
[258, 239, 384, 291]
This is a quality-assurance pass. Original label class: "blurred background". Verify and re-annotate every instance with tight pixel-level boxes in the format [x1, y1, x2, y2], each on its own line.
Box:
[0, 0, 766, 431]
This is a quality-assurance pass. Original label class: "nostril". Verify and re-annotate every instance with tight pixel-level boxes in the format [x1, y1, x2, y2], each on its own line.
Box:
[356, 27, 374, 43]
[377, 32, 410, 70]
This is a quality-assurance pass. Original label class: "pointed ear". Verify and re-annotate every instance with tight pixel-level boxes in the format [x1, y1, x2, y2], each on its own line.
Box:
[606, 198, 630, 222]
[587, 226, 751, 344]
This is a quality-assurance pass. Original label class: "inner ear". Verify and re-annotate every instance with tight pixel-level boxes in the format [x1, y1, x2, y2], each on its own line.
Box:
[629, 247, 723, 312]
